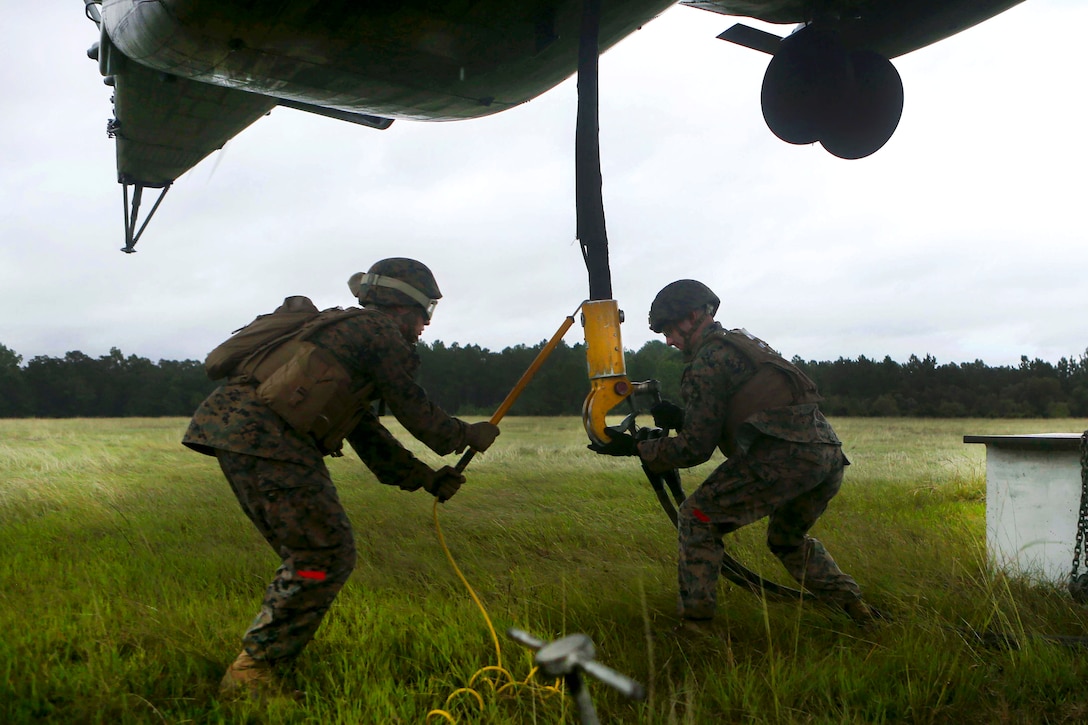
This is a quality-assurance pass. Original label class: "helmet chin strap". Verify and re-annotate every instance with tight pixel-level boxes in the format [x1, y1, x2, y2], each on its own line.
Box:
[678, 309, 712, 351]
[379, 305, 424, 343]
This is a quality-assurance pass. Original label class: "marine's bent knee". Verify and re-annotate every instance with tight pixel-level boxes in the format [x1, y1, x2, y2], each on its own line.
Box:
[329, 543, 358, 583]
[296, 542, 356, 587]
[678, 498, 713, 527]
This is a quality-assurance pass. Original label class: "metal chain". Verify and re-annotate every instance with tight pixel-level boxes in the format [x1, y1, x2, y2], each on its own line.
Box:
[1068, 430, 1088, 603]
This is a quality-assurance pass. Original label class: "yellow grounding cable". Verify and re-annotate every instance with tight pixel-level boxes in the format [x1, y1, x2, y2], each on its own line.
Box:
[425, 500, 564, 723]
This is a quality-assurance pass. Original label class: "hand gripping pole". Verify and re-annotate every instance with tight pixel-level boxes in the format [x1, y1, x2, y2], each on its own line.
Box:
[454, 310, 578, 473]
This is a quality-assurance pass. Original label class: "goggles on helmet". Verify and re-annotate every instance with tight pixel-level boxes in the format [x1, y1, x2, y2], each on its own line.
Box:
[362, 272, 439, 320]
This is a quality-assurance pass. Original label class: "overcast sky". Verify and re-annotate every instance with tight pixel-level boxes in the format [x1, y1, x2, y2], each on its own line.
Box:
[2, 2, 1085, 369]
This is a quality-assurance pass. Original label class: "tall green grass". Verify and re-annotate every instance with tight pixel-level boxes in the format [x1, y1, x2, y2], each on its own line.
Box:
[2, 417, 1088, 723]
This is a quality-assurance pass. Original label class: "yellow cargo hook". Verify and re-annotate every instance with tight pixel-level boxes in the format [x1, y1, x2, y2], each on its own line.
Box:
[581, 299, 634, 446]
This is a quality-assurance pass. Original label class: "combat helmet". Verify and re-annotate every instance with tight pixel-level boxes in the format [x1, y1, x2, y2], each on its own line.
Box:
[348, 258, 442, 320]
[648, 280, 720, 333]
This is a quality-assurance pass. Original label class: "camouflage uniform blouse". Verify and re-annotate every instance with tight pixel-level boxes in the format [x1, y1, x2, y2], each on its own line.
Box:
[638, 321, 840, 472]
[183, 308, 471, 490]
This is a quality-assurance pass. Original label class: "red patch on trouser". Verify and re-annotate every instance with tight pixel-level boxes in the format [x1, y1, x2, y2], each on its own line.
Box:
[691, 508, 711, 523]
[297, 570, 327, 581]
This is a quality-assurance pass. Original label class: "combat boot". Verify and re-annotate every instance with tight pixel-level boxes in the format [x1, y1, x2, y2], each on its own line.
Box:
[841, 598, 885, 626]
[673, 617, 715, 636]
[219, 651, 277, 700]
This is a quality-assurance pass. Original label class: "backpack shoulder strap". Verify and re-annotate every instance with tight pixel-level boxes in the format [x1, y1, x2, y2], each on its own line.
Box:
[295, 306, 370, 341]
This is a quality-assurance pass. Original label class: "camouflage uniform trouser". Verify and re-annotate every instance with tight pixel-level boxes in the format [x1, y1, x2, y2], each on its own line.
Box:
[216, 450, 357, 663]
[677, 437, 861, 619]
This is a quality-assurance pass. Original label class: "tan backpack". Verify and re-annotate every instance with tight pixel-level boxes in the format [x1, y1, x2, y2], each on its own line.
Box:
[204, 296, 370, 455]
[205, 296, 321, 380]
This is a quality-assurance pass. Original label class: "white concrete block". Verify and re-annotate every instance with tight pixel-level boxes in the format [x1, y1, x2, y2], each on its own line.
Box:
[964, 434, 1084, 584]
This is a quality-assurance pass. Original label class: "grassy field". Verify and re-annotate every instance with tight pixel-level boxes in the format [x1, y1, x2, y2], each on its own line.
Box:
[2, 416, 1088, 724]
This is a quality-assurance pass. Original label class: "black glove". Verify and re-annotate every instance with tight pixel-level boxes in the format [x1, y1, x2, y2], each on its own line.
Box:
[457, 421, 500, 453]
[650, 400, 684, 432]
[587, 431, 640, 457]
[423, 465, 466, 503]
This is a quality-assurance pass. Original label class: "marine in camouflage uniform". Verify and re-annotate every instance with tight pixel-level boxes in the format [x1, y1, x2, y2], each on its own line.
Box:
[594, 280, 873, 626]
[184, 258, 500, 696]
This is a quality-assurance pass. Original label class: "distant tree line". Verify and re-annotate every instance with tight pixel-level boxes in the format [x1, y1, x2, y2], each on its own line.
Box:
[0, 344, 213, 418]
[1, 341, 1086, 419]
[793, 352, 1088, 418]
